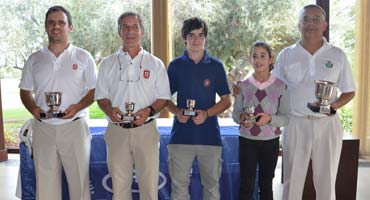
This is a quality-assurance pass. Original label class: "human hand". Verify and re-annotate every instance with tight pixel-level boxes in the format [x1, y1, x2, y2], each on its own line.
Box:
[176, 108, 190, 123]
[232, 83, 241, 96]
[255, 113, 271, 126]
[192, 110, 207, 125]
[240, 113, 253, 128]
[30, 107, 44, 119]
[132, 107, 150, 126]
[63, 104, 79, 119]
[108, 107, 124, 123]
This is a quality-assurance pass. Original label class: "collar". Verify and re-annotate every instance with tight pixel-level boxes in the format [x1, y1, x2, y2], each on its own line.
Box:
[42, 43, 74, 56]
[182, 49, 211, 64]
[295, 37, 330, 53]
[248, 74, 276, 90]
[118, 47, 144, 59]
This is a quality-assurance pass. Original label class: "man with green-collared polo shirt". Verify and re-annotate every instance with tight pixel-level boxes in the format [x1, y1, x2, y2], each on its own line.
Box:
[272, 4, 356, 200]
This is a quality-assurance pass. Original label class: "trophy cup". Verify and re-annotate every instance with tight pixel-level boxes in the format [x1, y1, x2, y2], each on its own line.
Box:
[307, 80, 336, 114]
[244, 106, 256, 124]
[40, 92, 65, 118]
[121, 102, 138, 123]
[183, 99, 197, 116]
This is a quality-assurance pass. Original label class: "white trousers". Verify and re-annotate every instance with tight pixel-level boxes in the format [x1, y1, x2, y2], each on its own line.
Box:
[32, 119, 91, 200]
[104, 120, 160, 200]
[168, 144, 222, 200]
[282, 115, 343, 200]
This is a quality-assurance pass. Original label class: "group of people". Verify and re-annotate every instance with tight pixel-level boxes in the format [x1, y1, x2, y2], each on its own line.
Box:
[19, 4, 355, 200]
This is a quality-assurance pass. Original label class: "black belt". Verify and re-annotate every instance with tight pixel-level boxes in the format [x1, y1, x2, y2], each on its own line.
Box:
[114, 118, 154, 129]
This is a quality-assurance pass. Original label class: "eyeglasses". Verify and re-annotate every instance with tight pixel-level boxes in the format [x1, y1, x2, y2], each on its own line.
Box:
[118, 52, 144, 82]
[301, 16, 323, 24]
[121, 24, 141, 33]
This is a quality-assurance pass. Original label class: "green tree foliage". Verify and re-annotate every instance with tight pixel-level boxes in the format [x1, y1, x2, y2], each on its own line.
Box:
[0, 0, 151, 69]
[172, 0, 315, 71]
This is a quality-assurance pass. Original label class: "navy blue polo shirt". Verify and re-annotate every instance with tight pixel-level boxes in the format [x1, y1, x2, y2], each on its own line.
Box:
[167, 50, 230, 146]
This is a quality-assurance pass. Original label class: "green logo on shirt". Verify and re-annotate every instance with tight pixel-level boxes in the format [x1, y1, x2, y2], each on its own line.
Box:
[325, 61, 333, 68]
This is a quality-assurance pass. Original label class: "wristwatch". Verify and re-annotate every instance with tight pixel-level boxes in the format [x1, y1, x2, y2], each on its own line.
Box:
[148, 106, 155, 117]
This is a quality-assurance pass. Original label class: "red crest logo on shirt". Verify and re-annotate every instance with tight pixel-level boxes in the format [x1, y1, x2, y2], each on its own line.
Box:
[143, 70, 150, 79]
[72, 64, 78, 70]
[203, 79, 211, 87]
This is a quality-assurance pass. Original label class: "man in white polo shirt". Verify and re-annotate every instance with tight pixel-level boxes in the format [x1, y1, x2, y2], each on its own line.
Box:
[272, 4, 356, 200]
[19, 5, 97, 200]
[95, 11, 171, 200]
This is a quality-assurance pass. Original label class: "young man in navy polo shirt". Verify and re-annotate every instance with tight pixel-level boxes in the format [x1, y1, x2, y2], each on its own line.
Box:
[167, 17, 231, 200]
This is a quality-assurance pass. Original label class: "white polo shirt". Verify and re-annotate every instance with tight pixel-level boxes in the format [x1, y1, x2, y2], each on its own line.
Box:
[19, 44, 98, 125]
[95, 48, 171, 122]
[273, 38, 356, 117]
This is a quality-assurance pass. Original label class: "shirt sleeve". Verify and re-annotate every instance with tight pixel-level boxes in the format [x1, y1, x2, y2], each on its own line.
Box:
[83, 52, 98, 90]
[336, 51, 356, 93]
[232, 83, 244, 124]
[272, 51, 286, 82]
[270, 85, 290, 127]
[167, 62, 177, 95]
[154, 59, 171, 100]
[94, 59, 109, 100]
[215, 63, 231, 96]
[19, 55, 34, 91]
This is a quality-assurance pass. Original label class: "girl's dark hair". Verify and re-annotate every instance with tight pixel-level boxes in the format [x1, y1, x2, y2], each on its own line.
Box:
[250, 41, 274, 71]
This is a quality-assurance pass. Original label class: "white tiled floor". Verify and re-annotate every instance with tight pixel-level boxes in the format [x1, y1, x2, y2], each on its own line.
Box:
[0, 154, 20, 200]
[1, 154, 370, 200]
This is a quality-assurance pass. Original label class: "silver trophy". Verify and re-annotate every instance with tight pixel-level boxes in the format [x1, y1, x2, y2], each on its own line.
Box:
[183, 99, 197, 116]
[121, 102, 138, 123]
[40, 92, 65, 118]
[244, 106, 256, 124]
[307, 80, 336, 114]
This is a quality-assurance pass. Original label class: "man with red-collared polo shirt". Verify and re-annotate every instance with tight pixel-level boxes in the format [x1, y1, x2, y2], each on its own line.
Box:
[20, 5, 97, 200]
[95, 11, 171, 200]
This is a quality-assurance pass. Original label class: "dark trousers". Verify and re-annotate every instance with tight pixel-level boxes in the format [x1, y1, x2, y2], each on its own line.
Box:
[238, 136, 280, 200]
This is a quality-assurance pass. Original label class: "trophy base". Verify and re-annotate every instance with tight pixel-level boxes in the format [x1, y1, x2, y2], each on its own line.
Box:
[40, 112, 65, 119]
[307, 103, 336, 115]
[121, 115, 139, 123]
[183, 110, 197, 117]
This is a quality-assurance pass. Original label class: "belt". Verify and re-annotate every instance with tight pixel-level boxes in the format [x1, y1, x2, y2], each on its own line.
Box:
[303, 115, 323, 120]
[113, 118, 154, 129]
[37, 117, 81, 122]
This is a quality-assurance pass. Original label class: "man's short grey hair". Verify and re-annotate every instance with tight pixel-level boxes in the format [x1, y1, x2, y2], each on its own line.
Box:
[117, 11, 144, 34]
[299, 4, 326, 21]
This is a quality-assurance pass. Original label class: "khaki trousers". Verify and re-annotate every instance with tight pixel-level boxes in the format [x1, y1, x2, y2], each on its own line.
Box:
[32, 119, 91, 200]
[104, 120, 160, 200]
[168, 144, 222, 200]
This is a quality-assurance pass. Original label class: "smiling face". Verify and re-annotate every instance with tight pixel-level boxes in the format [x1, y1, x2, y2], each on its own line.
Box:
[185, 28, 206, 54]
[251, 46, 273, 75]
[45, 11, 73, 44]
[119, 15, 143, 52]
[298, 7, 327, 41]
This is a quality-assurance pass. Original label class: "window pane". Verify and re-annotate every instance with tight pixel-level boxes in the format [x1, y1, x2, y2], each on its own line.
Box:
[171, 0, 315, 117]
[330, 0, 356, 133]
[0, 0, 151, 148]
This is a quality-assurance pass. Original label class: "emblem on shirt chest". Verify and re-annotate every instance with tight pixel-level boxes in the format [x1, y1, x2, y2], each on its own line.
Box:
[203, 79, 211, 87]
[325, 61, 333, 68]
[72, 64, 78, 70]
[143, 70, 150, 79]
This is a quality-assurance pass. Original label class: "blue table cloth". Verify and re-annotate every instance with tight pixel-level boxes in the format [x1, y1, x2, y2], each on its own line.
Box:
[20, 123, 258, 200]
